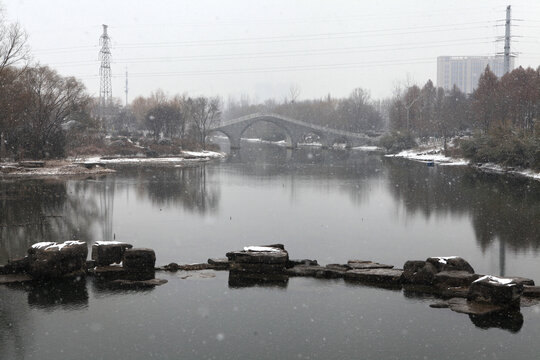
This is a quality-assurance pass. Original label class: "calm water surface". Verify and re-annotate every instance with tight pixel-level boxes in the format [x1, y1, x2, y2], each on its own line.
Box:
[1, 143, 540, 359]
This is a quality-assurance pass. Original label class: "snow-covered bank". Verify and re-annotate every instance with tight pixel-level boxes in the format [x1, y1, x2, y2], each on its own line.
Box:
[0, 162, 115, 177]
[352, 145, 382, 152]
[385, 146, 540, 181]
[474, 163, 540, 181]
[385, 148, 469, 166]
[80, 150, 225, 165]
[0, 151, 225, 178]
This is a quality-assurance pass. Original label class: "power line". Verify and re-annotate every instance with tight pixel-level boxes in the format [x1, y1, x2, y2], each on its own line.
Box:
[45, 37, 497, 68]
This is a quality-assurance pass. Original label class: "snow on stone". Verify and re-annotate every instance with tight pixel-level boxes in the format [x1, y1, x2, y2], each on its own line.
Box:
[95, 241, 127, 246]
[243, 246, 282, 252]
[31, 242, 56, 249]
[47, 240, 86, 250]
[473, 275, 516, 286]
[32, 240, 85, 251]
[434, 256, 459, 264]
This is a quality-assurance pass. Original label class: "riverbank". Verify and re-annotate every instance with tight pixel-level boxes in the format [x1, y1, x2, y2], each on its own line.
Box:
[0, 150, 225, 177]
[386, 144, 540, 181]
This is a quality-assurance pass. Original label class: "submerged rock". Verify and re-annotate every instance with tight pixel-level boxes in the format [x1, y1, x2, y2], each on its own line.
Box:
[91, 241, 133, 266]
[208, 258, 230, 270]
[27, 241, 88, 279]
[0, 273, 34, 284]
[287, 259, 318, 267]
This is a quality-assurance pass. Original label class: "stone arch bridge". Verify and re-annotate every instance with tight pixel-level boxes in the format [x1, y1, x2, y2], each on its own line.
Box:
[209, 113, 372, 149]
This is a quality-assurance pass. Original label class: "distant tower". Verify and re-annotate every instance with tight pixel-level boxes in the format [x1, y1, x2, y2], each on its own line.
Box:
[99, 24, 112, 115]
[503, 5, 511, 74]
[125, 67, 128, 107]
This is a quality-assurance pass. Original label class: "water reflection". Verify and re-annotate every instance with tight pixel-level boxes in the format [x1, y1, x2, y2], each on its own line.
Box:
[384, 158, 540, 259]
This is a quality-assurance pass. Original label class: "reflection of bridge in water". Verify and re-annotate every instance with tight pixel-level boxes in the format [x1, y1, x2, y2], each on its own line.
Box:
[209, 113, 374, 149]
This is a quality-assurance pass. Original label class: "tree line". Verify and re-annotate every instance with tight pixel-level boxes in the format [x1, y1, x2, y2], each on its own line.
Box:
[383, 65, 540, 169]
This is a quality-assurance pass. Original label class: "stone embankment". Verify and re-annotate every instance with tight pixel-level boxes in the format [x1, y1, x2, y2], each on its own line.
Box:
[1, 242, 539, 329]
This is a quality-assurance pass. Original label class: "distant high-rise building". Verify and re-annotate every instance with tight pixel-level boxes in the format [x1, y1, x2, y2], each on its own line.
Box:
[436, 56, 514, 94]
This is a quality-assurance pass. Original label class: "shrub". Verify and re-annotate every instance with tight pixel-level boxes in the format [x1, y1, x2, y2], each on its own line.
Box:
[378, 131, 417, 153]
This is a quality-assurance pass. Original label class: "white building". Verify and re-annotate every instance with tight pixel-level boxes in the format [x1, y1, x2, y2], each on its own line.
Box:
[436, 56, 514, 94]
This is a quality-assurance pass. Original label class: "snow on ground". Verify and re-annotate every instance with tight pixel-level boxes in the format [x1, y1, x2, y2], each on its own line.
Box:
[352, 145, 382, 152]
[387, 145, 540, 182]
[81, 150, 224, 165]
[385, 147, 469, 166]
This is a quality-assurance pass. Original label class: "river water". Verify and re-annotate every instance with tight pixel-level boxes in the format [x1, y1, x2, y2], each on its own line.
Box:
[1, 143, 540, 359]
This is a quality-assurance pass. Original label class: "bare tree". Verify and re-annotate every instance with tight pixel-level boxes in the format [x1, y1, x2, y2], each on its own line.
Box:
[0, 17, 29, 76]
[289, 84, 301, 104]
[188, 96, 221, 149]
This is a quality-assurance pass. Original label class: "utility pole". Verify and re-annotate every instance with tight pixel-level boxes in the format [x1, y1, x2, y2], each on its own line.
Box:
[99, 24, 112, 120]
[503, 5, 511, 75]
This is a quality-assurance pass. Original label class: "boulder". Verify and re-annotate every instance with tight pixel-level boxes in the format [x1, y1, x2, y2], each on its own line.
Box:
[27, 241, 88, 279]
[433, 271, 481, 288]
[226, 247, 288, 265]
[122, 248, 156, 280]
[347, 260, 394, 270]
[226, 245, 289, 273]
[426, 257, 474, 273]
[401, 260, 437, 285]
[344, 268, 404, 285]
[467, 275, 523, 308]
[91, 241, 133, 266]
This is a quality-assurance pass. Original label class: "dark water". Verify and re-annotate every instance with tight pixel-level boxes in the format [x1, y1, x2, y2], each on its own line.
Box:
[1, 143, 540, 359]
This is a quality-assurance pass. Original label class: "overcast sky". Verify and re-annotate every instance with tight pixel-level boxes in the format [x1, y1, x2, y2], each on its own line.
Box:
[3, 0, 540, 103]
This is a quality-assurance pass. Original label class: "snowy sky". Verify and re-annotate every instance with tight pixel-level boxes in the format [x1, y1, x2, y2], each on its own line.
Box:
[3, 0, 540, 102]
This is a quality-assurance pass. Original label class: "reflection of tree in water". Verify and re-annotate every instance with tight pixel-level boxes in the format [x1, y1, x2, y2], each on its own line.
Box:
[0, 178, 104, 263]
[385, 158, 540, 253]
[133, 165, 220, 214]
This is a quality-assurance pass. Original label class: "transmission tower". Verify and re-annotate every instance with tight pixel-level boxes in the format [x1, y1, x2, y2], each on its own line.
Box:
[99, 24, 112, 116]
[503, 5, 511, 74]
[125, 67, 128, 107]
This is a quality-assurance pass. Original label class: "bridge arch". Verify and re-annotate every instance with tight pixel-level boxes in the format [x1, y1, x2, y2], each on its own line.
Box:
[238, 117, 296, 148]
[206, 129, 237, 149]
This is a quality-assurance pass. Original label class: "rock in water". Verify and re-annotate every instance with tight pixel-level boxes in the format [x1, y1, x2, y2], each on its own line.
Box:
[27, 241, 88, 279]
[426, 256, 475, 273]
[467, 275, 523, 308]
[226, 245, 289, 273]
[91, 241, 133, 266]
[401, 260, 437, 285]
[122, 248, 156, 280]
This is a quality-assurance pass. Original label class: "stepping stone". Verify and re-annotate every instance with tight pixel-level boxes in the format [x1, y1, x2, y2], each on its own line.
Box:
[433, 271, 481, 287]
[344, 268, 403, 285]
[347, 260, 394, 269]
